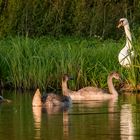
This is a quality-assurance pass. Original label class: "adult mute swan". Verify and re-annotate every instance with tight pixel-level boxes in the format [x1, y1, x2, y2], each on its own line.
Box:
[69, 71, 121, 101]
[32, 74, 72, 107]
[117, 18, 134, 67]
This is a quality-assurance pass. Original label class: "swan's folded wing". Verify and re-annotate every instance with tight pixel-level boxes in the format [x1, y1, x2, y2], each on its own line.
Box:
[77, 87, 103, 95]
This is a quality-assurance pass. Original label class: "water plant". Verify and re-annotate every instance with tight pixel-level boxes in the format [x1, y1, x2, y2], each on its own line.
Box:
[0, 36, 139, 91]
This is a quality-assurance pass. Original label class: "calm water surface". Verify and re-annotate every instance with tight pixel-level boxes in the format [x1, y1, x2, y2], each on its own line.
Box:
[0, 90, 140, 140]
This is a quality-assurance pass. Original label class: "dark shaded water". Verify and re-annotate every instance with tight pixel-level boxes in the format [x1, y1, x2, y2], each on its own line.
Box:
[0, 90, 140, 140]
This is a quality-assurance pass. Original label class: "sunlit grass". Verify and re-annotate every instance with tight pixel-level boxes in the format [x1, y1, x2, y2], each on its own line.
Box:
[0, 36, 139, 91]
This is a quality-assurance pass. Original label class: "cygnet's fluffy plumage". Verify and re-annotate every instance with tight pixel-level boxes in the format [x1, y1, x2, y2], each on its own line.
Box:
[69, 71, 121, 101]
[32, 74, 72, 107]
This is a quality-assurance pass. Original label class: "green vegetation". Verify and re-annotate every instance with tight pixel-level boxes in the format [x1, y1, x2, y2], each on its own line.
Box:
[0, 0, 140, 91]
[0, 0, 140, 39]
[0, 36, 139, 91]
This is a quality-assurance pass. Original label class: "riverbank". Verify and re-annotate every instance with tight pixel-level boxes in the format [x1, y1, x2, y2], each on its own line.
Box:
[0, 36, 140, 91]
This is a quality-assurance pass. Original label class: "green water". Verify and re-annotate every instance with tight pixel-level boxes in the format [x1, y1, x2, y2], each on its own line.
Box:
[0, 90, 140, 140]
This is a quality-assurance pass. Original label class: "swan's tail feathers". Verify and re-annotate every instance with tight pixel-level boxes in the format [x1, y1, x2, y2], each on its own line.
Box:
[32, 89, 42, 107]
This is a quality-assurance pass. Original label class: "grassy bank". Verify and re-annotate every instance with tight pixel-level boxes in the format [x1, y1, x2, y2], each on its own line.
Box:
[0, 36, 140, 91]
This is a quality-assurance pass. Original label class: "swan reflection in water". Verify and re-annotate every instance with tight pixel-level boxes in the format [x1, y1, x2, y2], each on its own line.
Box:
[32, 106, 42, 140]
[112, 92, 138, 140]
[32, 92, 140, 140]
[120, 92, 138, 140]
[45, 106, 70, 140]
[120, 104, 134, 140]
[63, 110, 69, 140]
[32, 104, 70, 140]
[72, 95, 135, 140]
[105, 97, 134, 140]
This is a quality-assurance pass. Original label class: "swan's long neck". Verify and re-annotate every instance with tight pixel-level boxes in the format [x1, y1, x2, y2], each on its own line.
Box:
[107, 76, 118, 96]
[124, 24, 132, 50]
[62, 80, 68, 96]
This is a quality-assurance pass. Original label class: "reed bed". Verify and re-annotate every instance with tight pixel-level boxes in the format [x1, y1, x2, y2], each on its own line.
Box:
[0, 36, 139, 91]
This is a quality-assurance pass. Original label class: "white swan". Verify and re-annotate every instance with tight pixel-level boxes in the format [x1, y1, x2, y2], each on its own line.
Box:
[69, 71, 121, 101]
[117, 18, 134, 67]
[32, 74, 72, 107]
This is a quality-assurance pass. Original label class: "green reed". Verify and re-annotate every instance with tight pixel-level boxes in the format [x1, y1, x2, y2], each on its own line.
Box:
[0, 36, 139, 91]
[127, 41, 140, 87]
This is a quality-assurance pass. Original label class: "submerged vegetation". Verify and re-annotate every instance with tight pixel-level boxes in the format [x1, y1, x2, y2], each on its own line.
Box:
[0, 36, 140, 91]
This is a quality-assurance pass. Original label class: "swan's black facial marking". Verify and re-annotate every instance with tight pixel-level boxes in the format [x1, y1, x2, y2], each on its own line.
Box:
[117, 20, 124, 28]
[119, 20, 124, 24]
[117, 18, 129, 28]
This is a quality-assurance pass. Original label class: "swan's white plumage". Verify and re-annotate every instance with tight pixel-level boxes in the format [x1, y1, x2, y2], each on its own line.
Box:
[118, 18, 134, 67]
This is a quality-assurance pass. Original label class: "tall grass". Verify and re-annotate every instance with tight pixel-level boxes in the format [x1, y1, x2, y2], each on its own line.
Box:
[0, 36, 139, 91]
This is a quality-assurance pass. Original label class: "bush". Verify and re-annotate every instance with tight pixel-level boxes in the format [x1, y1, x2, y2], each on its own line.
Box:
[0, 0, 140, 39]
